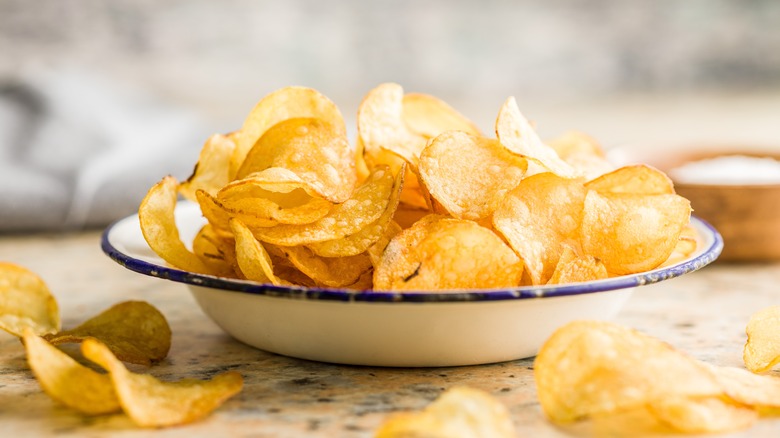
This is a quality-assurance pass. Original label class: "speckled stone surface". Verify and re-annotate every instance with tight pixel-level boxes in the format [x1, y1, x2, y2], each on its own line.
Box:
[2, 231, 780, 437]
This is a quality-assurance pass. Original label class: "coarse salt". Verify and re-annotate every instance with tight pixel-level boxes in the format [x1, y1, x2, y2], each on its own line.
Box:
[668, 155, 780, 185]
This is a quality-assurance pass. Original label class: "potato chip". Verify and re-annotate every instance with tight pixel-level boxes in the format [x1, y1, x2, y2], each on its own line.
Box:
[367, 221, 402, 268]
[401, 93, 481, 139]
[744, 306, 780, 373]
[419, 131, 528, 221]
[178, 133, 236, 202]
[659, 223, 699, 268]
[585, 164, 675, 195]
[581, 191, 691, 275]
[196, 189, 279, 234]
[43, 301, 171, 366]
[230, 219, 280, 285]
[0, 262, 60, 336]
[495, 97, 576, 178]
[82, 338, 243, 428]
[375, 386, 516, 438]
[235, 117, 356, 203]
[139, 177, 212, 274]
[23, 329, 120, 415]
[250, 167, 395, 246]
[192, 224, 237, 277]
[230, 86, 346, 178]
[493, 173, 587, 285]
[649, 396, 758, 434]
[534, 321, 723, 424]
[374, 216, 523, 291]
[547, 244, 608, 285]
[274, 245, 372, 288]
[712, 366, 780, 414]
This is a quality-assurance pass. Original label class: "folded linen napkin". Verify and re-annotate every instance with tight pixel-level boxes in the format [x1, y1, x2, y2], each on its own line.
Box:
[0, 70, 210, 232]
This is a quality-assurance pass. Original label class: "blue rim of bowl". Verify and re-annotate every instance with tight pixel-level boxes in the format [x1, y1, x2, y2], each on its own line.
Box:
[101, 215, 722, 303]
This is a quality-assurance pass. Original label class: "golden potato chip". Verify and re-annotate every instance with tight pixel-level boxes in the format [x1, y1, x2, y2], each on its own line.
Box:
[274, 245, 372, 288]
[585, 164, 675, 195]
[307, 166, 403, 257]
[230, 219, 280, 285]
[367, 221, 402, 268]
[744, 306, 780, 373]
[251, 166, 395, 246]
[82, 338, 243, 428]
[230, 86, 346, 178]
[659, 223, 699, 268]
[401, 93, 481, 138]
[534, 321, 722, 424]
[547, 244, 608, 285]
[711, 366, 780, 414]
[493, 173, 587, 285]
[196, 189, 279, 234]
[192, 224, 237, 277]
[495, 97, 575, 178]
[139, 177, 212, 274]
[235, 117, 356, 203]
[178, 133, 236, 202]
[374, 216, 523, 291]
[419, 131, 528, 221]
[392, 205, 430, 230]
[23, 329, 120, 415]
[649, 396, 758, 434]
[0, 262, 60, 336]
[376, 386, 516, 438]
[43, 301, 171, 366]
[581, 191, 691, 275]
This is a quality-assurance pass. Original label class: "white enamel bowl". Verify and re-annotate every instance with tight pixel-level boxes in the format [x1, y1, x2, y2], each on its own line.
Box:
[102, 202, 722, 367]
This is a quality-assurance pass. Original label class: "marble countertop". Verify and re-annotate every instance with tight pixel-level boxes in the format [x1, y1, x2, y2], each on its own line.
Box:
[1, 231, 780, 437]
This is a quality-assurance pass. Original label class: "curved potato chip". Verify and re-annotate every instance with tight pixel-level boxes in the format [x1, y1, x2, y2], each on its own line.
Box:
[230, 219, 280, 285]
[178, 133, 236, 202]
[712, 366, 780, 414]
[402, 93, 481, 139]
[368, 221, 403, 267]
[547, 245, 608, 285]
[307, 166, 403, 257]
[275, 245, 372, 288]
[43, 301, 171, 366]
[585, 164, 675, 195]
[495, 97, 575, 178]
[23, 329, 120, 415]
[374, 216, 523, 291]
[139, 177, 212, 274]
[82, 338, 243, 428]
[196, 189, 277, 233]
[192, 225, 238, 277]
[251, 167, 395, 246]
[376, 386, 516, 438]
[0, 262, 59, 336]
[581, 191, 691, 275]
[419, 131, 528, 221]
[534, 321, 723, 424]
[235, 117, 356, 203]
[649, 396, 757, 434]
[230, 86, 346, 178]
[493, 173, 587, 285]
[744, 306, 780, 373]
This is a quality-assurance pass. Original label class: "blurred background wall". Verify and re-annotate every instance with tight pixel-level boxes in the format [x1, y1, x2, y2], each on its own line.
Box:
[1, 0, 779, 230]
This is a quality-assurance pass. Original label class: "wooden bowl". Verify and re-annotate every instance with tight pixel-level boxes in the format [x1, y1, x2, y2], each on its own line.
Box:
[608, 143, 780, 262]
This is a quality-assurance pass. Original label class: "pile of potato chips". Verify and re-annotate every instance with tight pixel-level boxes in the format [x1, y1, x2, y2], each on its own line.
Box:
[0, 262, 242, 427]
[140, 83, 695, 291]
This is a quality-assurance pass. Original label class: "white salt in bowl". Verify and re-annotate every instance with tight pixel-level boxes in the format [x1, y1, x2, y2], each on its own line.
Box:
[609, 143, 780, 262]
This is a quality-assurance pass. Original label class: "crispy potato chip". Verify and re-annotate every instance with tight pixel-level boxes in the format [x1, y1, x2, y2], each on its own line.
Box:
[0, 262, 60, 336]
[23, 329, 120, 415]
[376, 386, 516, 438]
[581, 191, 691, 275]
[368, 221, 402, 268]
[178, 133, 236, 202]
[82, 338, 243, 428]
[495, 97, 575, 178]
[192, 224, 237, 277]
[585, 164, 675, 195]
[401, 93, 481, 139]
[392, 205, 430, 230]
[43, 301, 171, 366]
[547, 245, 608, 285]
[230, 219, 280, 285]
[251, 167, 395, 246]
[534, 321, 722, 424]
[649, 396, 758, 434]
[196, 189, 278, 233]
[139, 177, 212, 274]
[274, 245, 372, 288]
[659, 223, 699, 268]
[419, 131, 528, 221]
[711, 366, 780, 414]
[493, 173, 587, 285]
[744, 306, 780, 373]
[374, 216, 523, 291]
[235, 117, 356, 203]
[230, 86, 346, 178]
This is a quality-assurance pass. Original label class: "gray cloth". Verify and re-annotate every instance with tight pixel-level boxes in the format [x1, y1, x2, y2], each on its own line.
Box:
[0, 71, 210, 232]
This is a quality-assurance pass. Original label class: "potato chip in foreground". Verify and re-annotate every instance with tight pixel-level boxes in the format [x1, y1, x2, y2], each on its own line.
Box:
[82, 338, 243, 428]
[44, 301, 171, 366]
[375, 386, 516, 438]
[0, 262, 60, 337]
[230, 219, 280, 285]
[744, 306, 780, 373]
